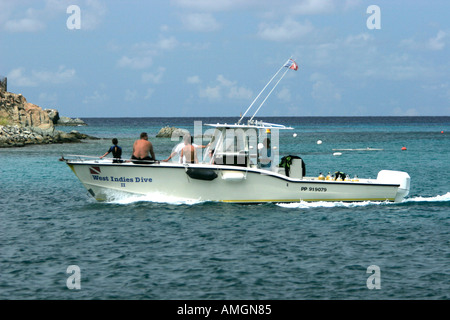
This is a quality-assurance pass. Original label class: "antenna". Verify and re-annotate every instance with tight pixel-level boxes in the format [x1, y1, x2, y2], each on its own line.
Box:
[249, 67, 290, 122]
[237, 58, 292, 124]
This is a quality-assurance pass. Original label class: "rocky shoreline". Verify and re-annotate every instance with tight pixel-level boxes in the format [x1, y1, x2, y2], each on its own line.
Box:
[0, 125, 97, 148]
[0, 88, 95, 148]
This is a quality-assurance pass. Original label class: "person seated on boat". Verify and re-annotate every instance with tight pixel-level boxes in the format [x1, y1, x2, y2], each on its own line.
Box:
[259, 138, 272, 169]
[100, 138, 123, 163]
[180, 134, 198, 164]
[334, 171, 346, 181]
[131, 132, 156, 164]
[163, 135, 206, 163]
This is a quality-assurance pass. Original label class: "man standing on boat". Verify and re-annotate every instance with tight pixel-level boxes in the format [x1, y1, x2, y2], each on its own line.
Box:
[163, 134, 206, 163]
[180, 134, 198, 164]
[131, 132, 156, 164]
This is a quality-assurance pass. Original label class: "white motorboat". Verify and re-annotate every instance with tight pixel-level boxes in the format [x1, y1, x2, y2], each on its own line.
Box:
[62, 59, 410, 203]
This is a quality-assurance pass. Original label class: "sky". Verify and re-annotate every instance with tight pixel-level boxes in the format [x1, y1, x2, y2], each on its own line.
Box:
[0, 0, 449, 118]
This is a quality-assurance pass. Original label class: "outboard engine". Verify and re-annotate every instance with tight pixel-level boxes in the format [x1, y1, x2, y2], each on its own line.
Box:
[377, 170, 411, 202]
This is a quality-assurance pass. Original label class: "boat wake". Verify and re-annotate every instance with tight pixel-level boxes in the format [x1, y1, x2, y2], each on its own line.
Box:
[105, 192, 204, 206]
[276, 192, 450, 209]
[276, 200, 391, 209]
[103, 190, 449, 207]
[402, 192, 450, 203]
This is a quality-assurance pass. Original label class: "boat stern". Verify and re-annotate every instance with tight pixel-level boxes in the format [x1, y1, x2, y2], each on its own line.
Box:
[377, 170, 411, 202]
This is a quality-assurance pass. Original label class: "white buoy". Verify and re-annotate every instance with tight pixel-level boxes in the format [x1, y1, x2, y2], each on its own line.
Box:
[317, 140, 322, 145]
[293, 133, 297, 137]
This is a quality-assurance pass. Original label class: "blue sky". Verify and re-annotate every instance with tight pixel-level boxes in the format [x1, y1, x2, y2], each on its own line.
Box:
[1, 0, 449, 117]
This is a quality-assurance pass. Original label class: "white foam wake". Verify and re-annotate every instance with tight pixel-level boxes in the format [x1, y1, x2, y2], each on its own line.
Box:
[403, 192, 450, 203]
[276, 200, 390, 209]
[105, 191, 204, 206]
[276, 192, 450, 209]
[103, 190, 450, 207]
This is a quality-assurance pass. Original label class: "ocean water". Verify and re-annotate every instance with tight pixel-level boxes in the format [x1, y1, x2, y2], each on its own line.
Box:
[0, 116, 449, 300]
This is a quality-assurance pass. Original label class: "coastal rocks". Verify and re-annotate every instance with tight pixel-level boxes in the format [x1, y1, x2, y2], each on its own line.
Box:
[0, 125, 97, 148]
[0, 125, 52, 147]
[56, 116, 87, 126]
[44, 109, 87, 126]
[156, 126, 189, 138]
[45, 109, 60, 124]
[0, 89, 94, 147]
[0, 90, 53, 129]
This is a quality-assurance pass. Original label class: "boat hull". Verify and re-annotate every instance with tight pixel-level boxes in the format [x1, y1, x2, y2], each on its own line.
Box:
[66, 161, 409, 203]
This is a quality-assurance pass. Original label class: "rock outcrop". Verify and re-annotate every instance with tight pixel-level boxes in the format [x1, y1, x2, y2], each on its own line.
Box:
[0, 90, 53, 129]
[0, 89, 94, 148]
[44, 109, 87, 126]
[57, 116, 87, 126]
[156, 126, 190, 138]
[45, 109, 60, 124]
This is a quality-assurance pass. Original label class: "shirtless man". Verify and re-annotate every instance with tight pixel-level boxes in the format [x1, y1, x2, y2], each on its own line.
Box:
[131, 132, 155, 164]
[180, 134, 198, 164]
[163, 135, 205, 163]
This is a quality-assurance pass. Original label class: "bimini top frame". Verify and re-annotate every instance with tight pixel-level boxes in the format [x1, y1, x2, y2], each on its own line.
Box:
[236, 57, 299, 125]
[204, 120, 293, 130]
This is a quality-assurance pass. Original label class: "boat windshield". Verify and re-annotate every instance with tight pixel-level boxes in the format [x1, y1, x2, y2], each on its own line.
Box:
[204, 124, 283, 169]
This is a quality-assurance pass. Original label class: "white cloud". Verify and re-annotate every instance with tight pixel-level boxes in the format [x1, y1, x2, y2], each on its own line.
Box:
[117, 36, 178, 70]
[400, 30, 448, 51]
[81, 0, 107, 30]
[199, 75, 253, 101]
[199, 85, 221, 100]
[117, 56, 153, 69]
[187, 75, 201, 84]
[82, 90, 108, 105]
[428, 30, 447, 51]
[155, 36, 179, 50]
[4, 18, 45, 32]
[142, 67, 166, 84]
[216, 74, 235, 87]
[124, 89, 138, 101]
[291, 0, 335, 15]
[7, 68, 37, 87]
[344, 33, 373, 46]
[7, 66, 76, 87]
[181, 13, 220, 32]
[0, 0, 106, 32]
[173, 0, 244, 12]
[228, 86, 253, 100]
[343, 0, 362, 10]
[299, 32, 439, 82]
[258, 18, 314, 42]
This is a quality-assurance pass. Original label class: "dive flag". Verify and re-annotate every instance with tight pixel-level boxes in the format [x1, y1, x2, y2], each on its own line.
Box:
[285, 59, 299, 71]
[89, 166, 101, 175]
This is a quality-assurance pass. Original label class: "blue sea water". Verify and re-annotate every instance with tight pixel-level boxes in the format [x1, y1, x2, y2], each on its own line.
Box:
[0, 116, 449, 300]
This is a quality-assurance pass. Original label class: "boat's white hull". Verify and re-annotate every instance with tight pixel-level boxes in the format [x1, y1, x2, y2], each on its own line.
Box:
[66, 160, 410, 203]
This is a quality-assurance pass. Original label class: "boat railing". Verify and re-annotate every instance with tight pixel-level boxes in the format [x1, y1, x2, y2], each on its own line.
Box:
[64, 154, 101, 159]
[61, 154, 164, 165]
[60, 154, 126, 164]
